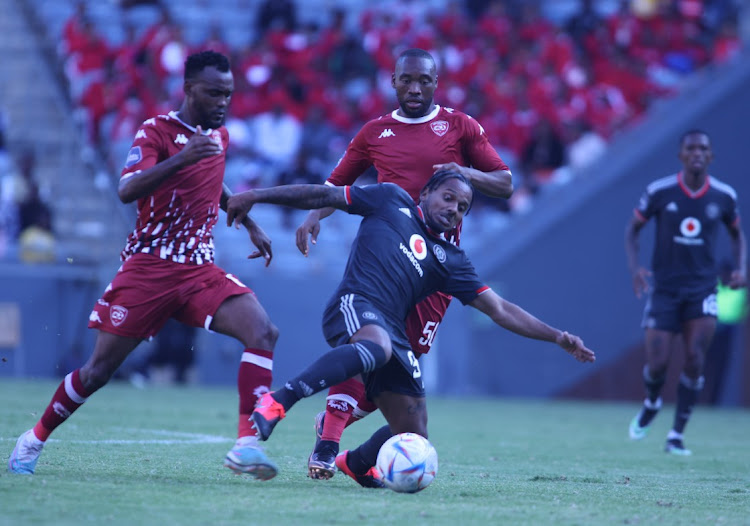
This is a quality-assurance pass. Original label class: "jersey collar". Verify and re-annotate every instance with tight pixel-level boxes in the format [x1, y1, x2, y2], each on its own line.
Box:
[168, 111, 213, 135]
[391, 105, 441, 124]
[677, 171, 710, 198]
[416, 205, 446, 240]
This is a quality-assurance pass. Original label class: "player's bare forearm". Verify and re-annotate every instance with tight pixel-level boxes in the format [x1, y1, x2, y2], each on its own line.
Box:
[729, 225, 748, 287]
[227, 184, 346, 229]
[470, 291, 560, 342]
[469, 168, 513, 198]
[624, 217, 644, 274]
[470, 290, 595, 363]
[220, 183, 255, 230]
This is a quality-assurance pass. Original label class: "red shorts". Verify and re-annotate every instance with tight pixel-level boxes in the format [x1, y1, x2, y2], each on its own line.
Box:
[88, 253, 252, 339]
[404, 291, 452, 355]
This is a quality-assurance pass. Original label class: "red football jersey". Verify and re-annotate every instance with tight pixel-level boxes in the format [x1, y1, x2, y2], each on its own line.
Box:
[120, 111, 229, 265]
[328, 105, 508, 201]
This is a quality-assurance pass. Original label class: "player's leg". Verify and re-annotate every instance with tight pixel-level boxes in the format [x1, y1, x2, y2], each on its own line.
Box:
[336, 341, 426, 488]
[665, 315, 715, 455]
[207, 291, 280, 479]
[252, 323, 392, 441]
[630, 290, 678, 440]
[8, 331, 140, 474]
[307, 377, 365, 479]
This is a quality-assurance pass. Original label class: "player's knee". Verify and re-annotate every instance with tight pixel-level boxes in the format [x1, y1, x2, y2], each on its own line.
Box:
[354, 340, 389, 371]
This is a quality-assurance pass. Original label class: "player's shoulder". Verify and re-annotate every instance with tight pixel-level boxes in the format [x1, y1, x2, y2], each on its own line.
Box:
[645, 173, 679, 195]
[709, 176, 738, 201]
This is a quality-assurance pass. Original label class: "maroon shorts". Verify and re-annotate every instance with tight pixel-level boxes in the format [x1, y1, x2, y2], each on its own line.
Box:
[404, 291, 452, 355]
[88, 253, 252, 339]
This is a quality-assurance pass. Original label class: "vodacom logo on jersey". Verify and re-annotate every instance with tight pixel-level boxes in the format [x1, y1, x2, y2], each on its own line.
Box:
[674, 216, 704, 246]
[409, 234, 427, 260]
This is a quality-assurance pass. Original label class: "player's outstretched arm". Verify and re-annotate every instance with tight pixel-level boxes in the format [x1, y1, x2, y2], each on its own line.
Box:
[469, 289, 595, 363]
[227, 184, 348, 229]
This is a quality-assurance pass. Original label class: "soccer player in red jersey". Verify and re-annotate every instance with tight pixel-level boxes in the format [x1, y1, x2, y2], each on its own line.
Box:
[296, 48, 514, 479]
[8, 51, 281, 480]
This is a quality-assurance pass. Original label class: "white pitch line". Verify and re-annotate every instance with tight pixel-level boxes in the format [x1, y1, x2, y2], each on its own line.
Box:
[1, 428, 233, 445]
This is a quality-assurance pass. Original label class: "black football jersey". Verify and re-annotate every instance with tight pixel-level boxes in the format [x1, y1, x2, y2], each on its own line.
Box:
[326, 183, 488, 325]
[634, 172, 740, 292]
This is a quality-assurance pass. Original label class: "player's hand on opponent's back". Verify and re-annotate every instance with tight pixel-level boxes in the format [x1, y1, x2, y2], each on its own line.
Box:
[556, 331, 596, 363]
[295, 214, 321, 256]
[179, 125, 223, 165]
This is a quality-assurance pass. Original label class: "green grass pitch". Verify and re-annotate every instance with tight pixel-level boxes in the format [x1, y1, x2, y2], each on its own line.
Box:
[1, 378, 749, 526]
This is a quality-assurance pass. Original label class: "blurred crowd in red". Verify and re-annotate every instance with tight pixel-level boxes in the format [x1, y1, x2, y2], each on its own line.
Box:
[56, 0, 742, 214]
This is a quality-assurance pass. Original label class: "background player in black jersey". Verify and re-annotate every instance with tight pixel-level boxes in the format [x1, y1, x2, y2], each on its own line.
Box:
[226, 170, 595, 485]
[625, 130, 747, 455]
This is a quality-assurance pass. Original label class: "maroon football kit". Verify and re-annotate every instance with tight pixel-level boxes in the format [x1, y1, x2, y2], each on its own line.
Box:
[88, 112, 251, 339]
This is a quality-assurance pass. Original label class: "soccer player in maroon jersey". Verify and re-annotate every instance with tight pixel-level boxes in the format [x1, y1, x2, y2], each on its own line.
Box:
[625, 130, 747, 455]
[295, 48, 514, 479]
[8, 51, 281, 480]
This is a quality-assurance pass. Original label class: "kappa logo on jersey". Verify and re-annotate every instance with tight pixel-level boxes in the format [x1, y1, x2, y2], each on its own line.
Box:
[433, 244, 446, 263]
[378, 128, 396, 139]
[430, 120, 449, 137]
[409, 234, 427, 260]
[666, 201, 678, 212]
[680, 217, 701, 237]
[211, 130, 223, 151]
[144, 118, 156, 126]
[174, 133, 189, 145]
[89, 310, 102, 324]
[110, 305, 128, 327]
[125, 146, 142, 167]
[135, 129, 147, 140]
[399, 207, 412, 218]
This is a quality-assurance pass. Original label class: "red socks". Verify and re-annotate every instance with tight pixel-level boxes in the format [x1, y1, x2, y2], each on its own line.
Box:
[33, 370, 92, 441]
[321, 378, 369, 442]
[237, 348, 273, 439]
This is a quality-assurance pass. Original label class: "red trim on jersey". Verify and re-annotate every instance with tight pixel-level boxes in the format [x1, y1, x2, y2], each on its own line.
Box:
[677, 171, 710, 198]
[477, 286, 491, 295]
[633, 209, 647, 222]
[344, 185, 352, 205]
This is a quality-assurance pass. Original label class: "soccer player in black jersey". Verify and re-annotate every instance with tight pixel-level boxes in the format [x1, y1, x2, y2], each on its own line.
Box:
[625, 130, 747, 455]
[226, 170, 595, 485]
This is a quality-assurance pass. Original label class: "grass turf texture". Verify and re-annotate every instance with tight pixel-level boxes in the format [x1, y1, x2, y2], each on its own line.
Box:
[1, 379, 749, 526]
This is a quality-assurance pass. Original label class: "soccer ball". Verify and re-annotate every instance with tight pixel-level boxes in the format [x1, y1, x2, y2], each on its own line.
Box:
[376, 432, 438, 493]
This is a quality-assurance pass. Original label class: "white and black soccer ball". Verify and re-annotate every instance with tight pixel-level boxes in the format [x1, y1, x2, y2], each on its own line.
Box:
[376, 432, 438, 493]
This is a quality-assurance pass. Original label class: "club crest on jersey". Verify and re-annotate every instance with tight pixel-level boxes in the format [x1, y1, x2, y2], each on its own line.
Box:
[409, 234, 428, 260]
[433, 244, 446, 263]
[680, 217, 701, 237]
[110, 305, 128, 327]
[705, 203, 720, 220]
[430, 120, 449, 137]
[362, 311, 378, 320]
[125, 146, 142, 167]
[211, 130, 223, 151]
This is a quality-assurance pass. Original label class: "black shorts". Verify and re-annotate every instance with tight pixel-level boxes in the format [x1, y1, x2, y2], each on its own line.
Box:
[322, 293, 425, 398]
[642, 286, 718, 332]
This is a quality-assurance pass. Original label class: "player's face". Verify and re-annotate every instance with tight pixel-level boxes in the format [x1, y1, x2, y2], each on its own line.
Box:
[678, 133, 713, 176]
[185, 66, 234, 129]
[420, 178, 472, 233]
[392, 57, 437, 118]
